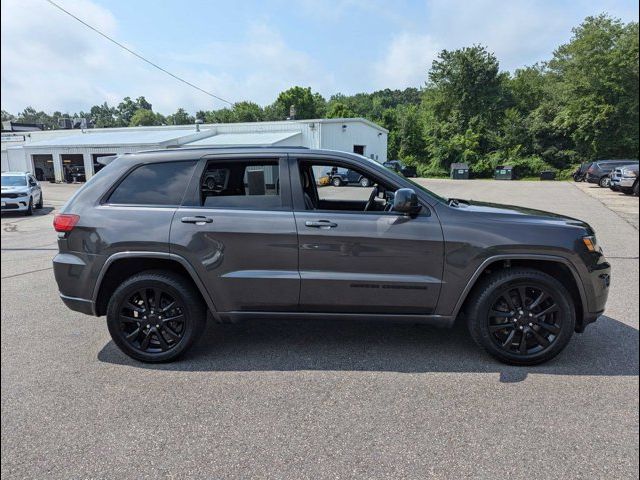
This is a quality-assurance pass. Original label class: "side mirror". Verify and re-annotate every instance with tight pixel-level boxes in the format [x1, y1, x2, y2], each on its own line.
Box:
[392, 188, 421, 216]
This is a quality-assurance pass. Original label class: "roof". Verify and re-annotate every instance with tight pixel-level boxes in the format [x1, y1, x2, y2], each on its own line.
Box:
[451, 163, 469, 169]
[184, 131, 302, 147]
[22, 129, 214, 148]
[1, 171, 29, 176]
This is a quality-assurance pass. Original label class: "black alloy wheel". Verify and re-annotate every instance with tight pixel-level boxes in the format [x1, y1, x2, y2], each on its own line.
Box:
[466, 268, 575, 365]
[118, 287, 186, 354]
[487, 285, 561, 356]
[107, 271, 205, 362]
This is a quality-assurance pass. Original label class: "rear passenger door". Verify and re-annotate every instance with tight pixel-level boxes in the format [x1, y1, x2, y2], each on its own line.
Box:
[170, 155, 299, 313]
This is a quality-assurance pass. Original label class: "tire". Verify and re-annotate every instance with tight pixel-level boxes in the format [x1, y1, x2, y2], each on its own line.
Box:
[359, 177, 371, 188]
[35, 193, 43, 209]
[106, 270, 206, 362]
[634, 181, 639, 197]
[466, 268, 575, 366]
[599, 176, 610, 188]
[24, 198, 33, 216]
[332, 177, 343, 187]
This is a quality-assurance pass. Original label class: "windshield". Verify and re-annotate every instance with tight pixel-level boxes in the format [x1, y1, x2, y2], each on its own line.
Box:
[403, 177, 449, 203]
[1, 176, 27, 187]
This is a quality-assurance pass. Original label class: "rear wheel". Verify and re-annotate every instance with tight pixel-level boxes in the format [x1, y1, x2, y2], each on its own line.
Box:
[359, 177, 371, 188]
[599, 176, 610, 188]
[106, 271, 206, 362]
[332, 177, 343, 187]
[634, 181, 639, 196]
[466, 269, 575, 365]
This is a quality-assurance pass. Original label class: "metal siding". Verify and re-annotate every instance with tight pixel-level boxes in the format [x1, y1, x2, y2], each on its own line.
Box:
[319, 122, 387, 163]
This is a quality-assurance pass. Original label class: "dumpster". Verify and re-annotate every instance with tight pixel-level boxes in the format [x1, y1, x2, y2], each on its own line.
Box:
[495, 165, 515, 180]
[450, 163, 470, 179]
[539, 170, 556, 181]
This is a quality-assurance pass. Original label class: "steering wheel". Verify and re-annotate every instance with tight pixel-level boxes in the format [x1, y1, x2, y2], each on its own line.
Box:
[364, 185, 379, 212]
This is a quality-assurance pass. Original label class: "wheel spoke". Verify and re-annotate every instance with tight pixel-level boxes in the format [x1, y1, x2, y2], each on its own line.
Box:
[519, 331, 528, 354]
[155, 329, 170, 351]
[500, 294, 516, 311]
[162, 314, 185, 324]
[161, 324, 181, 342]
[140, 330, 152, 350]
[125, 328, 141, 341]
[534, 320, 561, 335]
[529, 291, 548, 310]
[120, 315, 140, 324]
[160, 300, 176, 313]
[490, 322, 515, 332]
[139, 289, 150, 311]
[490, 309, 512, 318]
[126, 302, 144, 314]
[501, 329, 516, 348]
[153, 289, 163, 310]
[534, 303, 559, 318]
[517, 287, 528, 308]
[530, 328, 550, 348]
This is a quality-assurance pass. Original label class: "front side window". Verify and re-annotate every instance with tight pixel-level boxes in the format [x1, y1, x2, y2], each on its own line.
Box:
[108, 161, 196, 206]
[200, 160, 282, 209]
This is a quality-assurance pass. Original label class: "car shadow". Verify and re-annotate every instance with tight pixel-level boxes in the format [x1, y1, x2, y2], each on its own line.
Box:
[0, 206, 55, 218]
[97, 315, 638, 382]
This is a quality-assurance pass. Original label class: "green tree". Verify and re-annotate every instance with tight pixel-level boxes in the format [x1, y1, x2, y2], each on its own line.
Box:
[271, 86, 325, 120]
[166, 108, 194, 125]
[130, 108, 159, 126]
[233, 101, 263, 122]
[90, 102, 117, 128]
[326, 101, 356, 118]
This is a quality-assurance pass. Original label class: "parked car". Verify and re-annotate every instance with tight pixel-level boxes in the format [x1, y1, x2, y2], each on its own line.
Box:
[53, 147, 610, 366]
[1, 171, 43, 215]
[572, 162, 591, 182]
[586, 159, 639, 187]
[611, 164, 639, 196]
[383, 160, 418, 178]
[326, 167, 372, 187]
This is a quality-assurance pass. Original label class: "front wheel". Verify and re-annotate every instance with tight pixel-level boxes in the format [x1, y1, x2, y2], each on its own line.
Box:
[634, 181, 639, 196]
[599, 176, 610, 188]
[466, 269, 575, 365]
[359, 177, 371, 188]
[106, 271, 206, 362]
[24, 198, 33, 216]
[332, 177, 343, 187]
[35, 193, 43, 209]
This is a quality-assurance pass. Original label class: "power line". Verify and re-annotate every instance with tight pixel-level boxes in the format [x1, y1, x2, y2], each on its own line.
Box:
[45, 0, 234, 106]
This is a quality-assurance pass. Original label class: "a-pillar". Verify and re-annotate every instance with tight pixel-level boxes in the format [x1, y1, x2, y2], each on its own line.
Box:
[53, 153, 64, 183]
[83, 153, 94, 180]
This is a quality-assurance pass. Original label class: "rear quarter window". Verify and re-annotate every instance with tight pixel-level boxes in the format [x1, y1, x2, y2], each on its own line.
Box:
[108, 161, 197, 206]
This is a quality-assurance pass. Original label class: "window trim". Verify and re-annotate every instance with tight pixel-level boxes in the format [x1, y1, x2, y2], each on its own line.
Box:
[101, 159, 198, 208]
[180, 154, 292, 211]
[289, 155, 431, 217]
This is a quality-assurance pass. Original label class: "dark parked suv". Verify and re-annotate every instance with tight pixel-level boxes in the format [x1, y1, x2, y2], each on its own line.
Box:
[586, 159, 639, 187]
[53, 147, 610, 365]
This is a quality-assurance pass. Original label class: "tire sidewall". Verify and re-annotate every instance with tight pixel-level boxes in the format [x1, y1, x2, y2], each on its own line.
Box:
[599, 176, 610, 188]
[360, 178, 370, 188]
[332, 177, 342, 187]
[106, 274, 204, 362]
[468, 273, 575, 365]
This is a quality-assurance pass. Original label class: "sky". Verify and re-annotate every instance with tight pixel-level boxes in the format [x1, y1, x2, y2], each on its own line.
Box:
[1, 0, 638, 115]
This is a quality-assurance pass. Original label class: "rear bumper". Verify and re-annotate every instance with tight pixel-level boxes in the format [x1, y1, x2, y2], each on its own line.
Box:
[59, 294, 95, 315]
[619, 177, 637, 188]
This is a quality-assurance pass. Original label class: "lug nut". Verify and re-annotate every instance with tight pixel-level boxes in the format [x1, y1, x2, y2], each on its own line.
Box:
[529, 323, 533, 327]
[146, 324, 150, 328]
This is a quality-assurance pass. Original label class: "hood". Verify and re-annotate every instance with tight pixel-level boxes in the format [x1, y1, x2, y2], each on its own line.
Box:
[1, 186, 29, 193]
[453, 199, 593, 232]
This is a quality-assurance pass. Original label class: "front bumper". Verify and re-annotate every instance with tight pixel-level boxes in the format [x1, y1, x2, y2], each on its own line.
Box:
[1, 195, 30, 211]
[619, 177, 637, 188]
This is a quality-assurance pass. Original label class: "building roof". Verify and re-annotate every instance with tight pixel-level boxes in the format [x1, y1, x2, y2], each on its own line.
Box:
[22, 129, 214, 148]
[451, 163, 469, 169]
[184, 131, 302, 147]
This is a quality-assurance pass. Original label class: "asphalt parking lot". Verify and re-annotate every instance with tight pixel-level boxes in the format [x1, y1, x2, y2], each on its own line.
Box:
[2, 180, 638, 479]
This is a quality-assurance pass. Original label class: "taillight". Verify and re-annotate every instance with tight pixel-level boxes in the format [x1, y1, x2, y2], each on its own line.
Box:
[53, 214, 80, 232]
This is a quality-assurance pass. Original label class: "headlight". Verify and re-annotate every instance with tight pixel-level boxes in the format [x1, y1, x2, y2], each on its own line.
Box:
[582, 235, 598, 252]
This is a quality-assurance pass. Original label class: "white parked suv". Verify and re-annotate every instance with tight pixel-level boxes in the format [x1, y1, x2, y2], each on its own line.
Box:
[1, 172, 43, 215]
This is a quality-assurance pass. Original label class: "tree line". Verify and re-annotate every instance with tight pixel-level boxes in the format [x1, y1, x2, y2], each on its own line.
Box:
[2, 14, 637, 178]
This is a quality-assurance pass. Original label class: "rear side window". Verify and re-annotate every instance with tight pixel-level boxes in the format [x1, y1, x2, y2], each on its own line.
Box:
[200, 160, 282, 209]
[108, 161, 196, 206]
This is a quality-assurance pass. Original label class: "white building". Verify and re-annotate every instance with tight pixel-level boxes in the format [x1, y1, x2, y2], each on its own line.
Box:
[1, 118, 388, 182]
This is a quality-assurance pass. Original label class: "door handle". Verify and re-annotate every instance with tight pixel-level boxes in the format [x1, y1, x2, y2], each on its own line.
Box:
[305, 220, 337, 229]
[181, 216, 213, 224]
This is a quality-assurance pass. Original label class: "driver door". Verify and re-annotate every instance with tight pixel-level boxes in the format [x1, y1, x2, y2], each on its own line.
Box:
[291, 156, 444, 314]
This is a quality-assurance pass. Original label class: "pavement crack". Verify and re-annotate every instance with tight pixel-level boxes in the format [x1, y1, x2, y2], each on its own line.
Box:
[1, 266, 53, 279]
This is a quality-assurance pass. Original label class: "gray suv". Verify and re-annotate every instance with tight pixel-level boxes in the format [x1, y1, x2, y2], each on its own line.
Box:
[53, 148, 611, 365]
